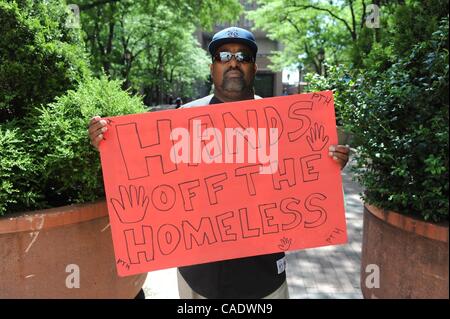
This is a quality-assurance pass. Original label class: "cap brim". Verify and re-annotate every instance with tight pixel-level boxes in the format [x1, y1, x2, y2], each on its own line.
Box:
[208, 38, 258, 57]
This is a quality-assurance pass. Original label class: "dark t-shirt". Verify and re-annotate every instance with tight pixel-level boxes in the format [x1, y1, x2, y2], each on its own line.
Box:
[178, 95, 286, 298]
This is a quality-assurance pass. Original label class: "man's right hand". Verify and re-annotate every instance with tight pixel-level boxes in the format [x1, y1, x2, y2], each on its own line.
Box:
[88, 116, 108, 150]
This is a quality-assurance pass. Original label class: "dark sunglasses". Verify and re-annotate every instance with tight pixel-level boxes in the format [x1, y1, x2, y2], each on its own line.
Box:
[213, 51, 255, 63]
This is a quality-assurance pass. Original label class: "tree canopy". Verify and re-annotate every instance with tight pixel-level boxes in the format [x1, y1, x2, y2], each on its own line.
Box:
[78, 0, 242, 104]
[247, 0, 448, 74]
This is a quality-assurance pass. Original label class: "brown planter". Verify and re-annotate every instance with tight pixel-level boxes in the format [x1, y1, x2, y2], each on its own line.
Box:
[361, 204, 449, 299]
[0, 200, 147, 298]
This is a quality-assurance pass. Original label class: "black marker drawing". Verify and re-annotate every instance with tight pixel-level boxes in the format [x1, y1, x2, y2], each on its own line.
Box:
[312, 92, 332, 105]
[157, 224, 181, 255]
[151, 184, 176, 211]
[271, 158, 297, 190]
[300, 154, 321, 182]
[116, 120, 178, 180]
[182, 218, 218, 250]
[222, 109, 260, 151]
[215, 211, 238, 242]
[178, 179, 201, 211]
[280, 197, 302, 231]
[111, 185, 149, 224]
[278, 237, 292, 251]
[325, 227, 345, 244]
[306, 123, 329, 151]
[124, 226, 154, 264]
[188, 113, 222, 165]
[304, 193, 328, 228]
[264, 106, 284, 145]
[117, 258, 131, 270]
[235, 164, 262, 196]
[287, 101, 312, 142]
[259, 203, 280, 235]
[239, 208, 260, 238]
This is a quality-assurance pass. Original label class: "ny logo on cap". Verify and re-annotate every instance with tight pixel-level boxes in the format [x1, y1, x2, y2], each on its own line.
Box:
[227, 29, 239, 38]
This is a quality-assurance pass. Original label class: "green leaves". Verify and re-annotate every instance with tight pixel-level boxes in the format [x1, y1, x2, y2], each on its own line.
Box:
[424, 155, 446, 176]
[79, 0, 241, 103]
[0, 124, 41, 215]
[247, 0, 364, 71]
[0, 0, 90, 122]
[31, 77, 147, 209]
[305, 16, 449, 223]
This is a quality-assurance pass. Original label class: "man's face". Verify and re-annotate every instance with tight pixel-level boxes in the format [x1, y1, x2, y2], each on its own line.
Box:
[210, 43, 257, 99]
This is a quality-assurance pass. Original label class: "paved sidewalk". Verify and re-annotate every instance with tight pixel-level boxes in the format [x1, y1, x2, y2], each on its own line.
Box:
[142, 157, 364, 299]
[286, 157, 364, 298]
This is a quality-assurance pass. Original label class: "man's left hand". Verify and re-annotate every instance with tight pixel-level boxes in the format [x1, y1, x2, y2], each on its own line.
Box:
[328, 145, 350, 170]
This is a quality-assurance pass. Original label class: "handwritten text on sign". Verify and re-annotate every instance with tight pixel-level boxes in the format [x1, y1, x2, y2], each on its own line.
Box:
[99, 91, 347, 277]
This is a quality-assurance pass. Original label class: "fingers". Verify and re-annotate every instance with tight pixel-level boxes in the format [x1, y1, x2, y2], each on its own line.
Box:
[118, 185, 131, 209]
[329, 144, 350, 155]
[137, 186, 146, 205]
[142, 195, 149, 213]
[88, 115, 101, 127]
[111, 198, 125, 223]
[88, 117, 106, 134]
[328, 145, 350, 169]
[330, 151, 348, 162]
[88, 116, 108, 150]
[129, 185, 138, 206]
[319, 124, 324, 139]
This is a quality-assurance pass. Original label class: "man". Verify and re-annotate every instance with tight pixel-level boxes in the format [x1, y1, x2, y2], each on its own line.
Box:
[88, 27, 350, 299]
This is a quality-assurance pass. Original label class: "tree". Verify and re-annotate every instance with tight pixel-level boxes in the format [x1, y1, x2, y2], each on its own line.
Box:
[248, 0, 449, 74]
[248, 0, 370, 73]
[0, 0, 90, 122]
[78, 0, 242, 104]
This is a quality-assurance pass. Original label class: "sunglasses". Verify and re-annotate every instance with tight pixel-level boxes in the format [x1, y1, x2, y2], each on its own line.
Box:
[213, 51, 255, 63]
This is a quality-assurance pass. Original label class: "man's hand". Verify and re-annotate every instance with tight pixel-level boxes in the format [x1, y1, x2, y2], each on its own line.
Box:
[88, 116, 108, 150]
[329, 144, 350, 170]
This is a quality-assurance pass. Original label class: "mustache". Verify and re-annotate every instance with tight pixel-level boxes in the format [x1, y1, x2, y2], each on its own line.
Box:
[224, 68, 244, 77]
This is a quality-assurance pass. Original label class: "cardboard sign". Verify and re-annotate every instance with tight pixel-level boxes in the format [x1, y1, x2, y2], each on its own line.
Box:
[99, 91, 347, 277]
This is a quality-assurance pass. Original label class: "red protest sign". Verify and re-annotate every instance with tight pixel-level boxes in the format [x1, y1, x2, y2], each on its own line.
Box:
[99, 91, 347, 277]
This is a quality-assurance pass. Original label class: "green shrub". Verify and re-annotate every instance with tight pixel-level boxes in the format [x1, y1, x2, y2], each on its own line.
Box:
[30, 77, 147, 210]
[354, 17, 448, 222]
[0, 124, 40, 215]
[0, 0, 90, 122]
[307, 17, 449, 223]
[0, 77, 147, 216]
[305, 64, 359, 127]
[0, 1, 147, 216]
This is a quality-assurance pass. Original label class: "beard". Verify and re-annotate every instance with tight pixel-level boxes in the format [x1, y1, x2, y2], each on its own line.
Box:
[221, 69, 249, 92]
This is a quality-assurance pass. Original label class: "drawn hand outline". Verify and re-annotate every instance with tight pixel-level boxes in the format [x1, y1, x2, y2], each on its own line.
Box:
[111, 185, 149, 224]
[278, 237, 292, 251]
[306, 123, 329, 151]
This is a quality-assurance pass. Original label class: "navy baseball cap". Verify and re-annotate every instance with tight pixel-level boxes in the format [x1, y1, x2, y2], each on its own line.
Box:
[208, 27, 258, 58]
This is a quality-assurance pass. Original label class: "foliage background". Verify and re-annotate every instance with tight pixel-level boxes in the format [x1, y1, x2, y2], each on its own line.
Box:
[0, 0, 241, 216]
[250, 0, 449, 222]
